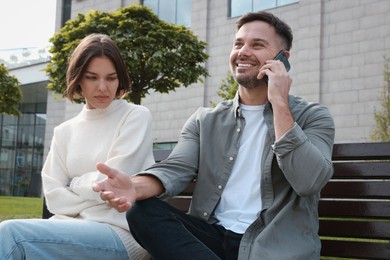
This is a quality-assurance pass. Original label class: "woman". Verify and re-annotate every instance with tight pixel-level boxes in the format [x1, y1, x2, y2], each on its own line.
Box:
[0, 34, 154, 259]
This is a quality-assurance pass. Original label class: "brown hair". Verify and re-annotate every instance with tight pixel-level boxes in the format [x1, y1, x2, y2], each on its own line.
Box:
[236, 11, 293, 51]
[65, 33, 131, 100]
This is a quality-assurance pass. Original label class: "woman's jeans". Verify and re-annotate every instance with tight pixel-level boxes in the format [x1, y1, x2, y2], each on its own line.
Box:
[0, 218, 128, 260]
[127, 197, 242, 260]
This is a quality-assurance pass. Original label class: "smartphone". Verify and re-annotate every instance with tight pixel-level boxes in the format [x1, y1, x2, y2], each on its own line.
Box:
[264, 50, 291, 84]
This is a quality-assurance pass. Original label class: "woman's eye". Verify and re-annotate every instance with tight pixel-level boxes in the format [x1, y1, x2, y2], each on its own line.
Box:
[85, 75, 97, 80]
[107, 76, 118, 82]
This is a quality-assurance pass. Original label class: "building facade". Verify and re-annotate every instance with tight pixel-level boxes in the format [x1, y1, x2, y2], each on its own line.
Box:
[1, 63, 48, 197]
[46, 0, 390, 156]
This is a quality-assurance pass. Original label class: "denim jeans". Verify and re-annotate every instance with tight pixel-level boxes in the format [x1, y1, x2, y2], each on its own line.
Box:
[127, 197, 242, 260]
[0, 218, 128, 260]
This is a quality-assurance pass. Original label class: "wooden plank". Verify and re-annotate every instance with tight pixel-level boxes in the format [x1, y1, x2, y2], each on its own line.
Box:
[166, 197, 191, 213]
[332, 161, 390, 178]
[332, 142, 390, 161]
[181, 181, 196, 195]
[319, 220, 390, 239]
[321, 181, 390, 198]
[318, 200, 390, 218]
[321, 240, 390, 260]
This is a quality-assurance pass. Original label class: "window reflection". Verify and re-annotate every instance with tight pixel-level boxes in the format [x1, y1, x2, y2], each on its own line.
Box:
[0, 104, 46, 197]
[230, 0, 299, 17]
[143, 0, 192, 28]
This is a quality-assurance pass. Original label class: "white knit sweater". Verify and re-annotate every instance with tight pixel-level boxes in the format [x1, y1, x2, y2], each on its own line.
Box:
[42, 99, 154, 259]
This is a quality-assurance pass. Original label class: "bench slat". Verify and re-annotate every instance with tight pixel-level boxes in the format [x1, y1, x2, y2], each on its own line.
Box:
[321, 240, 390, 260]
[319, 220, 390, 239]
[319, 200, 390, 218]
[321, 181, 390, 198]
[166, 198, 191, 213]
[333, 161, 390, 178]
[332, 142, 390, 160]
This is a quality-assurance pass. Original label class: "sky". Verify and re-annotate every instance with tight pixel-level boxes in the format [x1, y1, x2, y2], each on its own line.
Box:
[0, 0, 57, 51]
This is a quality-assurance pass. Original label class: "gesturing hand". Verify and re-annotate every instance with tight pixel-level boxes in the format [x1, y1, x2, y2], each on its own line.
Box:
[93, 162, 136, 212]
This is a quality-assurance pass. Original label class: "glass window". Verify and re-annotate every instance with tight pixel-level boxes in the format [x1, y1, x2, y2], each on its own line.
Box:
[231, 0, 251, 18]
[230, 0, 298, 17]
[159, 0, 176, 24]
[177, 0, 192, 28]
[253, 0, 276, 11]
[0, 102, 46, 197]
[143, 0, 191, 28]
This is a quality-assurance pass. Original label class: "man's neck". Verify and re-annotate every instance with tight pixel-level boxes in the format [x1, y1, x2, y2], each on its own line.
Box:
[238, 86, 268, 105]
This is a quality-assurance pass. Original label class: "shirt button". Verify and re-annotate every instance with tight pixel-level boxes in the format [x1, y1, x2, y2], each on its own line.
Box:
[203, 212, 208, 217]
[217, 185, 223, 190]
[229, 156, 234, 161]
[237, 128, 241, 132]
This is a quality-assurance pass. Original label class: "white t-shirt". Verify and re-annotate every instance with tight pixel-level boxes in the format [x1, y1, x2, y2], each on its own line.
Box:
[214, 104, 267, 234]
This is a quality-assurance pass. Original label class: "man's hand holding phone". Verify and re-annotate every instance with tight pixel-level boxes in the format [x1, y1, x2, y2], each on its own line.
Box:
[258, 50, 292, 103]
[259, 50, 294, 140]
[259, 50, 291, 84]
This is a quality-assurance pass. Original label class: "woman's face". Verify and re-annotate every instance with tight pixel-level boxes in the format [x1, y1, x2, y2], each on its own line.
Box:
[80, 56, 119, 109]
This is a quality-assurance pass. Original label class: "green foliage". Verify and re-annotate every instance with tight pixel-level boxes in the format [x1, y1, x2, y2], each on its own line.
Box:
[370, 57, 390, 142]
[210, 71, 238, 107]
[45, 4, 209, 104]
[0, 64, 22, 116]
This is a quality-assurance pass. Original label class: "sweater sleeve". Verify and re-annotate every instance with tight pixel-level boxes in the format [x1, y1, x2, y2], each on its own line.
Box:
[69, 106, 155, 201]
[42, 137, 100, 216]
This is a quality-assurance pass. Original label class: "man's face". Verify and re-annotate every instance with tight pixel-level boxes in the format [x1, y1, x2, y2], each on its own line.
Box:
[229, 20, 284, 89]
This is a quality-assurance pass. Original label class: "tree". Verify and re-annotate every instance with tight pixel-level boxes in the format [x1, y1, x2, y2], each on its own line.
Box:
[0, 64, 22, 116]
[45, 4, 209, 105]
[370, 56, 390, 142]
[210, 71, 238, 107]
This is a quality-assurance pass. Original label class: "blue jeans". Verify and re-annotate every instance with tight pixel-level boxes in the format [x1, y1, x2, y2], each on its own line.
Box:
[126, 197, 242, 260]
[0, 218, 128, 260]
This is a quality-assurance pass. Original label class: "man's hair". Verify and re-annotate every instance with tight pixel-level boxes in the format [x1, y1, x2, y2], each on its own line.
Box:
[236, 11, 293, 51]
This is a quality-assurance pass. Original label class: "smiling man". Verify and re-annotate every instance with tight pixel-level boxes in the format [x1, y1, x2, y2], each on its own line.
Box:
[94, 11, 335, 260]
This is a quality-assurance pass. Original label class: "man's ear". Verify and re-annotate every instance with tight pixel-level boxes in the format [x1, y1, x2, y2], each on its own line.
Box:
[284, 50, 290, 59]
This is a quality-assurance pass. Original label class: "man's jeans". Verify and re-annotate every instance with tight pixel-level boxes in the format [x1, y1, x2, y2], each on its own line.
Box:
[127, 197, 242, 260]
[0, 218, 128, 260]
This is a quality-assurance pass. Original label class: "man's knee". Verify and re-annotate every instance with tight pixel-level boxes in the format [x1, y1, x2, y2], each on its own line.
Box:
[126, 197, 159, 226]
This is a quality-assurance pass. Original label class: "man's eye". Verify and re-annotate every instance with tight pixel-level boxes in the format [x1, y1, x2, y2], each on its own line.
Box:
[253, 43, 264, 48]
[234, 42, 243, 48]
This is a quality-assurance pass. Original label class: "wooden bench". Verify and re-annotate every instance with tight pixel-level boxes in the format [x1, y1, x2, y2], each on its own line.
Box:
[43, 142, 390, 259]
[158, 142, 390, 259]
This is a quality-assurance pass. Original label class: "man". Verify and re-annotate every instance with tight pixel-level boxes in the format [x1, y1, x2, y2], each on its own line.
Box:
[94, 11, 335, 259]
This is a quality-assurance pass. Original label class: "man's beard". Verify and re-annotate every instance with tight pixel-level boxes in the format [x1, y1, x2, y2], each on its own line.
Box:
[233, 72, 263, 89]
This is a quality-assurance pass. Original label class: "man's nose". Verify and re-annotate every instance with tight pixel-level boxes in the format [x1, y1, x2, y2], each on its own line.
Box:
[238, 44, 250, 57]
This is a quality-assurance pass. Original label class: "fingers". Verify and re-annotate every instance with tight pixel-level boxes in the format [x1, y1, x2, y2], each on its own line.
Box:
[116, 201, 132, 212]
[100, 190, 115, 200]
[101, 193, 132, 212]
[96, 162, 116, 178]
[92, 183, 102, 192]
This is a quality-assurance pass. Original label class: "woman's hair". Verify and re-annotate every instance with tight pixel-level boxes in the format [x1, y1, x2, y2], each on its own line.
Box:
[236, 11, 293, 51]
[65, 33, 131, 101]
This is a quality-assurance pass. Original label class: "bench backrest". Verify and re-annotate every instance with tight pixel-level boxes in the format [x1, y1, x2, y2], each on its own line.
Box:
[159, 142, 390, 259]
[319, 142, 390, 259]
[42, 142, 390, 258]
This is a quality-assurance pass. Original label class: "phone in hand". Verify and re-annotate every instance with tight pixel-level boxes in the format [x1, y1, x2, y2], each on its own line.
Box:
[264, 50, 291, 84]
